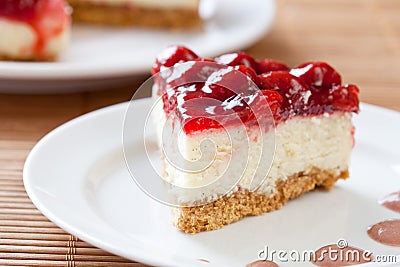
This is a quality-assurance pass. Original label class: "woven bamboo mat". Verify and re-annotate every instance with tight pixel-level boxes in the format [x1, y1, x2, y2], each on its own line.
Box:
[1, 0, 399, 266]
[0, 140, 147, 266]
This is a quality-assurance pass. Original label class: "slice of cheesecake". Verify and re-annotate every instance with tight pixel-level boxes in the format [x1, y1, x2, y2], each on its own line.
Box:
[67, 0, 201, 29]
[152, 46, 360, 233]
[0, 0, 71, 61]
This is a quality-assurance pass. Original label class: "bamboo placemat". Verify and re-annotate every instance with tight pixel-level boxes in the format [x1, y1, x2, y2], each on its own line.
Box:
[0, 140, 147, 267]
[0, 0, 399, 266]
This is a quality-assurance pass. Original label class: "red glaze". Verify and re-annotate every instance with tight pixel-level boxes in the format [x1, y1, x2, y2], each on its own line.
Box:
[329, 84, 359, 113]
[258, 71, 309, 118]
[259, 90, 284, 119]
[215, 52, 259, 71]
[257, 59, 290, 73]
[166, 67, 264, 133]
[291, 62, 342, 91]
[0, 0, 69, 56]
[154, 46, 360, 134]
[233, 65, 259, 83]
[258, 71, 305, 92]
[312, 244, 373, 266]
[152, 46, 199, 75]
[0, 0, 39, 21]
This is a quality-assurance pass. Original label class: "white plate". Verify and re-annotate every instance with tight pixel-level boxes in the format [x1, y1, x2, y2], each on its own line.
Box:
[24, 99, 400, 267]
[0, 0, 275, 93]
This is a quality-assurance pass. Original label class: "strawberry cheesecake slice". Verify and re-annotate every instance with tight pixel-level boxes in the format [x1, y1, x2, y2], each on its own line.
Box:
[152, 46, 360, 233]
[0, 0, 70, 61]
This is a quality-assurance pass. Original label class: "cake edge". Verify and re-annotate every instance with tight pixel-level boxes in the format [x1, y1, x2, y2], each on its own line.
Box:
[0, 54, 57, 62]
[173, 167, 349, 233]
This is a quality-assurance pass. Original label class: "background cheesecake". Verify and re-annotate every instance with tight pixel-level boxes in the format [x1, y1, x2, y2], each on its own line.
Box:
[0, 0, 70, 61]
[67, 0, 202, 28]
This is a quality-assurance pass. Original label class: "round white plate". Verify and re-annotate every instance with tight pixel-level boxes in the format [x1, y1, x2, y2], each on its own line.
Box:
[24, 99, 400, 267]
[0, 0, 275, 93]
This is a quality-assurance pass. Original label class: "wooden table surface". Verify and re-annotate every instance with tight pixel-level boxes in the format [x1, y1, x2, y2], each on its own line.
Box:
[0, 0, 399, 266]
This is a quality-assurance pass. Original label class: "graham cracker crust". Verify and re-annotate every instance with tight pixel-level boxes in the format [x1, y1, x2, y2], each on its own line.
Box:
[0, 54, 56, 62]
[174, 168, 349, 233]
[67, 1, 202, 29]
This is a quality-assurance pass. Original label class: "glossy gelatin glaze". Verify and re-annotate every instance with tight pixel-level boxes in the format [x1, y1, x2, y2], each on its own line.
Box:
[0, 0, 70, 55]
[152, 46, 360, 134]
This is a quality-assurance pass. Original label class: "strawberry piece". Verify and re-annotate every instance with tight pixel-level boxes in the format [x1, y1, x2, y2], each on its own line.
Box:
[291, 62, 342, 90]
[257, 59, 290, 74]
[152, 45, 199, 75]
[215, 52, 259, 71]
